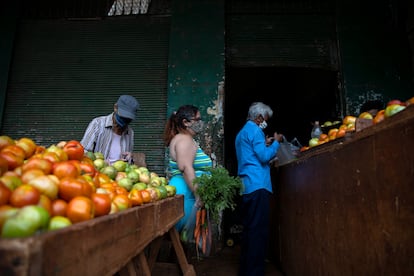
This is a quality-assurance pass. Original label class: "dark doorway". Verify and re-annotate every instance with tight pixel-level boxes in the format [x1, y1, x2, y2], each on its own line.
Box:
[224, 66, 340, 175]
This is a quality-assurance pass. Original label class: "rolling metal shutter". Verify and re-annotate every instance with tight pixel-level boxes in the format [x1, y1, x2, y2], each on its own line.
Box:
[226, 10, 338, 69]
[2, 17, 170, 174]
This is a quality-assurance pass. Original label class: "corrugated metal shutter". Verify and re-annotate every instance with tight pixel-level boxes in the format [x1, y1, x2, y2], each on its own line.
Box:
[226, 14, 338, 70]
[2, 17, 170, 174]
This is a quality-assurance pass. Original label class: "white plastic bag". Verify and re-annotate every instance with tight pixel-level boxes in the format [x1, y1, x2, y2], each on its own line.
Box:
[276, 136, 302, 166]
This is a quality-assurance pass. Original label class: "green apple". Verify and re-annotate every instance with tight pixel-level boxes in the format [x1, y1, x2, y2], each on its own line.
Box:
[1, 217, 37, 238]
[159, 177, 168, 186]
[156, 186, 168, 199]
[93, 158, 106, 171]
[1, 205, 50, 238]
[17, 205, 50, 230]
[48, 216, 72, 231]
[115, 172, 127, 181]
[127, 170, 140, 183]
[164, 185, 176, 197]
[118, 178, 133, 191]
[85, 151, 96, 161]
[132, 182, 147, 191]
[308, 137, 319, 148]
[384, 104, 406, 117]
[149, 176, 161, 187]
[113, 160, 127, 172]
[101, 165, 117, 180]
[94, 152, 104, 160]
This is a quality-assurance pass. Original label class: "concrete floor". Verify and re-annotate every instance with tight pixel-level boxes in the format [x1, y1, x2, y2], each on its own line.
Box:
[153, 243, 284, 276]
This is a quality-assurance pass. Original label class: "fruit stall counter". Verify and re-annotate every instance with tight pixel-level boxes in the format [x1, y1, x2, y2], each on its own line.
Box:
[0, 195, 195, 276]
[270, 105, 414, 276]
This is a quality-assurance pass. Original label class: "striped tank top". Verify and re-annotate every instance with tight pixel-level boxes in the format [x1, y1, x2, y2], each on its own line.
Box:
[169, 146, 213, 177]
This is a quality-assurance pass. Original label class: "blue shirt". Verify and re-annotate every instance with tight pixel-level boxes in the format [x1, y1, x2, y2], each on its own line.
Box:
[235, 120, 279, 194]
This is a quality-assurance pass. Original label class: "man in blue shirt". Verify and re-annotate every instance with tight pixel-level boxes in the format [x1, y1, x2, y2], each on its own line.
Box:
[235, 102, 283, 276]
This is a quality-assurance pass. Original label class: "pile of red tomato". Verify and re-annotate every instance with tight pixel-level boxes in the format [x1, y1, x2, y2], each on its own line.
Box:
[0, 136, 151, 238]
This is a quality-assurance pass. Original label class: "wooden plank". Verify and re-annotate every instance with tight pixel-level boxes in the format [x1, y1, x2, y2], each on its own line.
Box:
[0, 196, 184, 276]
[272, 105, 414, 275]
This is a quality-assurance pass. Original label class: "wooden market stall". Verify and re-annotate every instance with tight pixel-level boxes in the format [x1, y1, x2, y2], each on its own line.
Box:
[270, 105, 414, 275]
[0, 195, 195, 276]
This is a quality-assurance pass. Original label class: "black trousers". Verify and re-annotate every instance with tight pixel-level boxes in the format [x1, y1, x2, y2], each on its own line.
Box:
[238, 189, 271, 276]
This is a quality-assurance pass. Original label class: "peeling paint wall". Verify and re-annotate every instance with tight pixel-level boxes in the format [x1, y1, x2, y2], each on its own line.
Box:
[167, 0, 225, 167]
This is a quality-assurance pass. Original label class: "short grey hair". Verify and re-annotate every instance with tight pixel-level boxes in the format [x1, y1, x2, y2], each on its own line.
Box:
[247, 102, 273, 120]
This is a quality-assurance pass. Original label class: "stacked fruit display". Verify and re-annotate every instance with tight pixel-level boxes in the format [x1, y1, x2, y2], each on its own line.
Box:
[301, 97, 413, 152]
[0, 136, 176, 238]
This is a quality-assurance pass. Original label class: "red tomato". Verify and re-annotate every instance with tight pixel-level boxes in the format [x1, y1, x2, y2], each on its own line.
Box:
[67, 196, 94, 223]
[58, 177, 93, 202]
[140, 189, 152, 204]
[94, 173, 112, 187]
[21, 169, 45, 184]
[15, 137, 37, 159]
[63, 140, 84, 161]
[34, 145, 46, 155]
[51, 198, 68, 217]
[0, 156, 8, 176]
[9, 184, 41, 207]
[1, 145, 26, 160]
[0, 136, 15, 151]
[53, 161, 80, 179]
[0, 175, 22, 191]
[41, 152, 61, 163]
[45, 145, 68, 162]
[37, 194, 52, 216]
[112, 194, 131, 211]
[91, 193, 111, 217]
[21, 158, 53, 174]
[115, 186, 129, 195]
[0, 181, 12, 205]
[79, 162, 96, 177]
[0, 151, 24, 170]
[27, 175, 59, 200]
[128, 189, 143, 206]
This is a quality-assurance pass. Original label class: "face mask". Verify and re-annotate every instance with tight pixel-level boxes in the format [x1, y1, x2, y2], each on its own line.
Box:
[115, 113, 131, 129]
[259, 120, 268, 129]
[189, 120, 204, 134]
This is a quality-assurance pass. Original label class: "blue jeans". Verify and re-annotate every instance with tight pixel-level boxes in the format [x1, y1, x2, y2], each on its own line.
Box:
[238, 189, 271, 276]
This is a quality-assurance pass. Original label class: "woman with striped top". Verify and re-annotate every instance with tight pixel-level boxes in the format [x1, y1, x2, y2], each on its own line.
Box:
[163, 105, 212, 232]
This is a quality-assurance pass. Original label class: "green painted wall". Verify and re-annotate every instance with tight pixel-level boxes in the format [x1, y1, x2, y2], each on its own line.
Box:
[167, 0, 225, 165]
[0, 1, 19, 129]
[337, 0, 414, 115]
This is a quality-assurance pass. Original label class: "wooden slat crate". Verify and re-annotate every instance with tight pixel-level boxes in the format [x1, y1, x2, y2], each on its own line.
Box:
[0, 195, 184, 276]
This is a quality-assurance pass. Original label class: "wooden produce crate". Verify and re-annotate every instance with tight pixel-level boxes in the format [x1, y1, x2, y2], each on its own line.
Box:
[0, 195, 184, 276]
[272, 105, 414, 276]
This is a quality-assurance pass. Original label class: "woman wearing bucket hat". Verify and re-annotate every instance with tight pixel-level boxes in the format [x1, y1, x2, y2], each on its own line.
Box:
[81, 95, 139, 165]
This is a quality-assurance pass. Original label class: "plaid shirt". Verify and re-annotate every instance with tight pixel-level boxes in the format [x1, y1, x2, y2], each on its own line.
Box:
[80, 113, 134, 160]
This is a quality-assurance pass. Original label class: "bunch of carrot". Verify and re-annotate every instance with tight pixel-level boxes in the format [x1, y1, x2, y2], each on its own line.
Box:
[193, 207, 208, 256]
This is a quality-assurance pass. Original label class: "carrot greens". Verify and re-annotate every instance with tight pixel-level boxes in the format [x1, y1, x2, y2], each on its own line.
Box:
[193, 167, 243, 222]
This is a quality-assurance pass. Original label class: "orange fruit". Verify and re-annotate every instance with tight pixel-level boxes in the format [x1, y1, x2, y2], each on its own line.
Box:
[319, 133, 329, 142]
[140, 189, 152, 203]
[342, 115, 356, 125]
[373, 110, 385, 124]
[358, 112, 373, 119]
[335, 129, 346, 138]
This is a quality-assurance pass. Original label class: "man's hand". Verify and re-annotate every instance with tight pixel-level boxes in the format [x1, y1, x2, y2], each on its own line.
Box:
[273, 132, 284, 142]
[121, 152, 133, 164]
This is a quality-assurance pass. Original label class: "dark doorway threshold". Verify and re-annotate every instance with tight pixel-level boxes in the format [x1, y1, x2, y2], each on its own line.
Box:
[224, 66, 340, 176]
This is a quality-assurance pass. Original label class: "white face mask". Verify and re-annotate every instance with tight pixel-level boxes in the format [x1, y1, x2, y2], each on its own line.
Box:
[259, 120, 268, 129]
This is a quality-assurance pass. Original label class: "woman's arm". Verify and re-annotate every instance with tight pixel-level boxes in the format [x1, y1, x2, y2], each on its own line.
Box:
[175, 135, 197, 193]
